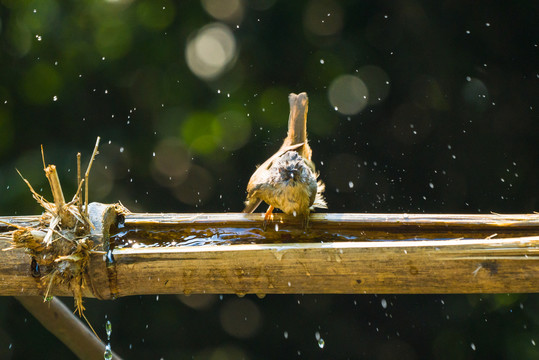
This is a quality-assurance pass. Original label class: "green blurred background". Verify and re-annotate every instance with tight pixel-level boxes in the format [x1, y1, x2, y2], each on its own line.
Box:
[0, 0, 538, 358]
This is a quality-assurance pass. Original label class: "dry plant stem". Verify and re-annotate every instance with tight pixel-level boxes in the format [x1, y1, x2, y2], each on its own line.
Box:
[45, 165, 66, 210]
[15, 169, 54, 213]
[77, 153, 82, 216]
[43, 216, 60, 246]
[44, 165, 79, 230]
[41, 145, 65, 215]
[84, 137, 101, 218]
[16, 296, 123, 360]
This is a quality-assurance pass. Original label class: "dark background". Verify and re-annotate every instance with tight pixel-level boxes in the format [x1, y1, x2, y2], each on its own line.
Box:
[0, 0, 538, 358]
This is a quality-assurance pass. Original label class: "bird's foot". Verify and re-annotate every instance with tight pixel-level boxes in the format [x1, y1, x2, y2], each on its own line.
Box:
[263, 205, 275, 231]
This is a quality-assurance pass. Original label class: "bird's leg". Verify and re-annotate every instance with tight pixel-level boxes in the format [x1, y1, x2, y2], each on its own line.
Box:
[303, 213, 311, 229]
[263, 205, 275, 230]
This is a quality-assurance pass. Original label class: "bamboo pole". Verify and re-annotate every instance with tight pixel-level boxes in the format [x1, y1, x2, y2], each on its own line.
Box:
[1, 213, 539, 298]
[16, 296, 123, 360]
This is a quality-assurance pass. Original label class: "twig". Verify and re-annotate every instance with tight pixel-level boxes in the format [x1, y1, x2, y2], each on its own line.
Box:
[41, 144, 46, 169]
[77, 153, 82, 216]
[84, 137, 101, 218]
[15, 169, 53, 213]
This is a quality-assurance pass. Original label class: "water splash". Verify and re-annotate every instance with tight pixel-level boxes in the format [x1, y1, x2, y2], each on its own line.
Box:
[104, 320, 112, 360]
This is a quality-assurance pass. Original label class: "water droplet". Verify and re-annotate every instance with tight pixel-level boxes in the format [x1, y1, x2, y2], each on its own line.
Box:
[381, 298, 387, 309]
[315, 332, 325, 348]
[104, 344, 112, 360]
[348, 181, 354, 188]
[284, 331, 289, 339]
[470, 342, 476, 351]
[105, 320, 112, 338]
[275, 223, 279, 231]
[320, 59, 325, 64]
[429, 182, 434, 189]
[52, 96, 58, 101]
[105, 250, 115, 265]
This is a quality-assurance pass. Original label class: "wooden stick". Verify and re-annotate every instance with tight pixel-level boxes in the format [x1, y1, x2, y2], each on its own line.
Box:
[1, 213, 539, 297]
[16, 296, 123, 360]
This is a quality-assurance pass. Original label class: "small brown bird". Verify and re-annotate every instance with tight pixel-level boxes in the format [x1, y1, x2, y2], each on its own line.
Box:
[243, 92, 327, 226]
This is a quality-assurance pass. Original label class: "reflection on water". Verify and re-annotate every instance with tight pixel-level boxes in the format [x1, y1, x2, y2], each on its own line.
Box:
[111, 227, 363, 249]
[110, 222, 521, 249]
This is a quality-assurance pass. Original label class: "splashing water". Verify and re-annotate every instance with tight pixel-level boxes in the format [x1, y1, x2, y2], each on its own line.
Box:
[104, 320, 112, 359]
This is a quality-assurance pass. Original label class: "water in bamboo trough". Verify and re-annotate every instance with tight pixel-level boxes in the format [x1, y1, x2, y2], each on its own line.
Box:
[109, 212, 539, 248]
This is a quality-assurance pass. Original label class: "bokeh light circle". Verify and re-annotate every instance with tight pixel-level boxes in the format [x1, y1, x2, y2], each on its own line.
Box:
[220, 298, 262, 339]
[186, 23, 237, 80]
[328, 74, 369, 115]
[201, 0, 244, 23]
[462, 77, 489, 111]
[150, 138, 191, 188]
[356, 65, 390, 105]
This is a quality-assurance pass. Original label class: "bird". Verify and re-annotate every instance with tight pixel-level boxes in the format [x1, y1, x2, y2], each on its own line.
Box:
[243, 92, 327, 227]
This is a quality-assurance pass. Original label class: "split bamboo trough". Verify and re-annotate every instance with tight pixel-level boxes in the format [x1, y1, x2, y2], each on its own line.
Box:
[2, 211, 539, 299]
